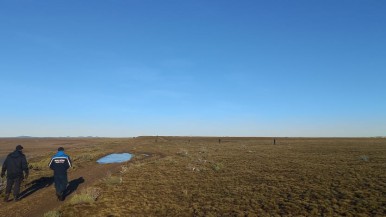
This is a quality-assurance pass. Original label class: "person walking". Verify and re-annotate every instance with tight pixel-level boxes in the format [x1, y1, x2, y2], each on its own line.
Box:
[48, 147, 72, 201]
[1, 145, 29, 202]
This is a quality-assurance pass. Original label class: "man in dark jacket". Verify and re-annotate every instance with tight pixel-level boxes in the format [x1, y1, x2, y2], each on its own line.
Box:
[1, 145, 29, 202]
[48, 147, 72, 201]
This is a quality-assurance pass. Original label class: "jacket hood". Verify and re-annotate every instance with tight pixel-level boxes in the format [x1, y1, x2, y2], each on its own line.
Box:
[53, 150, 68, 158]
[10, 150, 23, 158]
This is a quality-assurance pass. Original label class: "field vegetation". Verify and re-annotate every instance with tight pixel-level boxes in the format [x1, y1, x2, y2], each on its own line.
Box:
[1, 137, 385, 216]
[53, 137, 386, 216]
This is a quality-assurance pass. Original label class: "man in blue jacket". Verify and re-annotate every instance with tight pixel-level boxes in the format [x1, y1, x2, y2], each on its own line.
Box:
[48, 147, 72, 201]
[1, 145, 29, 202]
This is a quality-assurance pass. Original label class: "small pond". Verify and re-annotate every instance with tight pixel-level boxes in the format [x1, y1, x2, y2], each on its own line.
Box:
[97, 153, 133, 164]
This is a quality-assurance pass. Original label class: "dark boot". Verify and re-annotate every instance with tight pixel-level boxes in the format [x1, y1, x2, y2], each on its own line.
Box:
[13, 193, 20, 202]
[4, 194, 10, 202]
[59, 193, 65, 201]
[56, 192, 62, 201]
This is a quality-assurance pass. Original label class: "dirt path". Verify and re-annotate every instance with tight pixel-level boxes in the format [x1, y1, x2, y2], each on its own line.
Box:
[0, 142, 139, 217]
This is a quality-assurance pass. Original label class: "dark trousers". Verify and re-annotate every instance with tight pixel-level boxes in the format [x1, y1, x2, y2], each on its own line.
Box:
[54, 175, 68, 195]
[6, 177, 23, 198]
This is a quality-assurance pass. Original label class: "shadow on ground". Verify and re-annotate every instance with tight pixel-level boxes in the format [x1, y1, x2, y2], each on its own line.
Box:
[63, 177, 85, 200]
[19, 176, 54, 199]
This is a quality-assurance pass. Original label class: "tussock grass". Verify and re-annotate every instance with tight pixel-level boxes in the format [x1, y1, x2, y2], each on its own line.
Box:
[103, 172, 122, 186]
[72, 150, 103, 163]
[69, 187, 101, 205]
[29, 155, 53, 171]
[71, 147, 108, 169]
[72, 145, 105, 161]
[43, 210, 61, 217]
[69, 193, 94, 205]
[211, 162, 223, 171]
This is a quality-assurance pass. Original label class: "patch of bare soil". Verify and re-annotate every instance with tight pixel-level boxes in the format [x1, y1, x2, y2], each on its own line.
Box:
[0, 138, 138, 217]
[0, 162, 123, 217]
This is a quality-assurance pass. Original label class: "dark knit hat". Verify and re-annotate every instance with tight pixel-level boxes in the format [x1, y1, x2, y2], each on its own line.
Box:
[16, 145, 24, 150]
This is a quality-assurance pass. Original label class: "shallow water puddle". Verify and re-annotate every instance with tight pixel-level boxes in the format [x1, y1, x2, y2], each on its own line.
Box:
[97, 153, 133, 164]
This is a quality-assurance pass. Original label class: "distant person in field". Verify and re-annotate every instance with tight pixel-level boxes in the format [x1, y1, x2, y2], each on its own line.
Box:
[1, 145, 29, 202]
[48, 147, 72, 201]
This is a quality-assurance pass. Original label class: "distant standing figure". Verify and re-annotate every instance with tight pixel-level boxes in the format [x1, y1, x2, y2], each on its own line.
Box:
[1, 145, 29, 202]
[274, 139, 276, 145]
[49, 147, 72, 201]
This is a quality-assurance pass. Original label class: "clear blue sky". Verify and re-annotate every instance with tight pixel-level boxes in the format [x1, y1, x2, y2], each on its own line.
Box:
[1, 0, 385, 137]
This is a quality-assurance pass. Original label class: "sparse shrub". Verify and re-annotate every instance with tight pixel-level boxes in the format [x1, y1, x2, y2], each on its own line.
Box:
[44, 210, 61, 217]
[69, 187, 101, 205]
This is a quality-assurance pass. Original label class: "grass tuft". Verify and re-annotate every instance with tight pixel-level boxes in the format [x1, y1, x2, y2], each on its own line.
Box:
[103, 174, 122, 185]
[69, 187, 101, 205]
[29, 156, 53, 171]
[43, 210, 61, 217]
[212, 162, 223, 171]
[73, 153, 98, 162]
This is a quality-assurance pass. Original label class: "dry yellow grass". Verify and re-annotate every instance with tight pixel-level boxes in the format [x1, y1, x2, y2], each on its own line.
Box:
[43, 210, 61, 217]
[56, 137, 386, 216]
[69, 187, 101, 205]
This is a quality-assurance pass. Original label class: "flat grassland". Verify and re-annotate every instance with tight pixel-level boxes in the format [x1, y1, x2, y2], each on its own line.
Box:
[0, 137, 385, 216]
